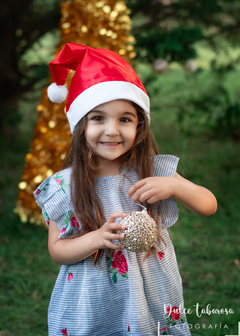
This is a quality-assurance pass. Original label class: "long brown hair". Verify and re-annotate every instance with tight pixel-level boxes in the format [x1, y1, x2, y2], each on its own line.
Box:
[63, 102, 162, 265]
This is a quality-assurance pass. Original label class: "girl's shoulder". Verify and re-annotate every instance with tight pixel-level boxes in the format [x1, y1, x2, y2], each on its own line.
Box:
[51, 167, 72, 189]
[33, 167, 80, 237]
[34, 167, 72, 198]
[152, 154, 179, 177]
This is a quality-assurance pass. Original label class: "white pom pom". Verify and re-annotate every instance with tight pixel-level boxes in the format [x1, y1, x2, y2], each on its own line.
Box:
[47, 82, 68, 103]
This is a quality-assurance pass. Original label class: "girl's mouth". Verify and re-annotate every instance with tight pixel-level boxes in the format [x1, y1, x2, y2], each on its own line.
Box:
[101, 142, 121, 145]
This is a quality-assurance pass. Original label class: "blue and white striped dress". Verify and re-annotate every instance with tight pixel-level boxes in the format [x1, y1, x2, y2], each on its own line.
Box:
[34, 155, 191, 336]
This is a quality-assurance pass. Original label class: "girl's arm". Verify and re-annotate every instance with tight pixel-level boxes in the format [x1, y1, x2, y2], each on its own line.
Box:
[172, 173, 217, 216]
[127, 174, 217, 217]
[48, 212, 126, 265]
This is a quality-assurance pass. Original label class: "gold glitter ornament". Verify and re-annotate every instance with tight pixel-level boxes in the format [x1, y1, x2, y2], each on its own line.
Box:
[118, 209, 158, 252]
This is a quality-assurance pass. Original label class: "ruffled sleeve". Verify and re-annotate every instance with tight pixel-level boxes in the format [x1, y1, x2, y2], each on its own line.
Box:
[152, 155, 179, 229]
[33, 171, 81, 238]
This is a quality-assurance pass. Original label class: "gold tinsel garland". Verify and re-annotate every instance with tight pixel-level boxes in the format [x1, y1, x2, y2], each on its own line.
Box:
[15, 0, 136, 226]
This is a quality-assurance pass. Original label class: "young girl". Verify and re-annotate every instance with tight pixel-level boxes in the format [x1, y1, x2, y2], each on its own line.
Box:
[34, 43, 217, 336]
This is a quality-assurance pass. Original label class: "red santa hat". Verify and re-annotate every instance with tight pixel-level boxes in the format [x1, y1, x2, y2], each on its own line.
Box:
[47, 43, 150, 133]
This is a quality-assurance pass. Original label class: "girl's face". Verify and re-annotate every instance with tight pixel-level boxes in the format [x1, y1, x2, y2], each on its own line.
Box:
[85, 99, 138, 168]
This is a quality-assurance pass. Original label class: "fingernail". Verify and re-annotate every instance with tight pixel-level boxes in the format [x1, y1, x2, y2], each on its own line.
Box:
[120, 234, 125, 238]
[121, 225, 126, 230]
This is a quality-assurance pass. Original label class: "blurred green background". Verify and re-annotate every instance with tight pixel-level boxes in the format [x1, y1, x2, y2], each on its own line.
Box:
[0, 0, 240, 335]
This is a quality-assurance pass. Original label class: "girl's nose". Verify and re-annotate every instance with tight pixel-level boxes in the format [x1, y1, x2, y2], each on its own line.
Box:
[105, 121, 119, 137]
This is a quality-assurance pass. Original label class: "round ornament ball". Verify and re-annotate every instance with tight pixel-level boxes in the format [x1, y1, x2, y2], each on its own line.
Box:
[118, 210, 158, 252]
[152, 58, 168, 74]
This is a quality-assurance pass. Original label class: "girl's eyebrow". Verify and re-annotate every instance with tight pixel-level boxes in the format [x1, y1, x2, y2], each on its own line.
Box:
[88, 110, 104, 114]
[123, 112, 137, 118]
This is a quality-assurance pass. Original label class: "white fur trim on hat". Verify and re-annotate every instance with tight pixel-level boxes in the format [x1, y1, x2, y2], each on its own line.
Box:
[47, 83, 68, 103]
[67, 81, 150, 134]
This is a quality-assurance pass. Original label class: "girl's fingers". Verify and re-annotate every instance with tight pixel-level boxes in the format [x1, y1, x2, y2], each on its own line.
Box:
[127, 179, 146, 198]
[107, 212, 126, 224]
[108, 222, 126, 232]
[107, 242, 124, 250]
[146, 195, 158, 204]
[139, 190, 156, 203]
[131, 185, 152, 203]
[114, 244, 124, 250]
[106, 232, 125, 241]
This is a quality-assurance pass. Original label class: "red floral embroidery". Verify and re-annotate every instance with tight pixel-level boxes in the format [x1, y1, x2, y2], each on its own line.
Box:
[111, 251, 128, 275]
[166, 306, 180, 320]
[70, 215, 79, 227]
[34, 189, 41, 195]
[61, 329, 67, 336]
[158, 252, 164, 260]
[128, 322, 130, 331]
[56, 178, 61, 185]
[165, 305, 185, 328]
[67, 266, 74, 282]
[160, 327, 168, 335]
[60, 211, 79, 236]
[107, 250, 129, 283]
[54, 173, 70, 194]
[42, 212, 50, 227]
[68, 272, 74, 282]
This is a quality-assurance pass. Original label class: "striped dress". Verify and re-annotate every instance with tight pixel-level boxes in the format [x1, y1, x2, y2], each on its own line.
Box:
[34, 155, 191, 336]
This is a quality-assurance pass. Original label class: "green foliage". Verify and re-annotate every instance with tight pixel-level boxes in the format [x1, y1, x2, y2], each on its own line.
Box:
[135, 25, 203, 62]
[128, 0, 240, 62]
[128, 0, 240, 139]
[177, 85, 240, 138]
[137, 63, 240, 139]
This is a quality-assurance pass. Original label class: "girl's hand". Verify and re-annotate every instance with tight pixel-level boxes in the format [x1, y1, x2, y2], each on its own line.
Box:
[97, 212, 127, 250]
[128, 174, 217, 216]
[127, 177, 174, 204]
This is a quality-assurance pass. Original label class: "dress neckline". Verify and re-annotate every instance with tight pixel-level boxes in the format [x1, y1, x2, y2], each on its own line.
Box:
[94, 166, 128, 181]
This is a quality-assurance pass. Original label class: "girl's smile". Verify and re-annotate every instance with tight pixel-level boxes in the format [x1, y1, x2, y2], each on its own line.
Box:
[101, 142, 121, 147]
[85, 99, 138, 172]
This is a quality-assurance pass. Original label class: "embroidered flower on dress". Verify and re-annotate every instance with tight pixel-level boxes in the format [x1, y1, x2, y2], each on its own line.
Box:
[54, 173, 70, 194]
[61, 328, 72, 336]
[67, 266, 74, 282]
[34, 183, 49, 194]
[153, 246, 165, 260]
[61, 211, 79, 236]
[157, 252, 165, 260]
[43, 212, 50, 227]
[107, 249, 129, 283]
[128, 322, 130, 331]
[61, 328, 67, 336]
[166, 306, 180, 320]
[70, 215, 79, 227]
[68, 273, 74, 282]
[165, 305, 186, 327]
[112, 251, 128, 275]
[160, 327, 169, 335]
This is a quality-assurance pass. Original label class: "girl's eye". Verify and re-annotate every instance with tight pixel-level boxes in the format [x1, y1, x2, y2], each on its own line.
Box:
[120, 117, 131, 123]
[92, 116, 103, 121]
